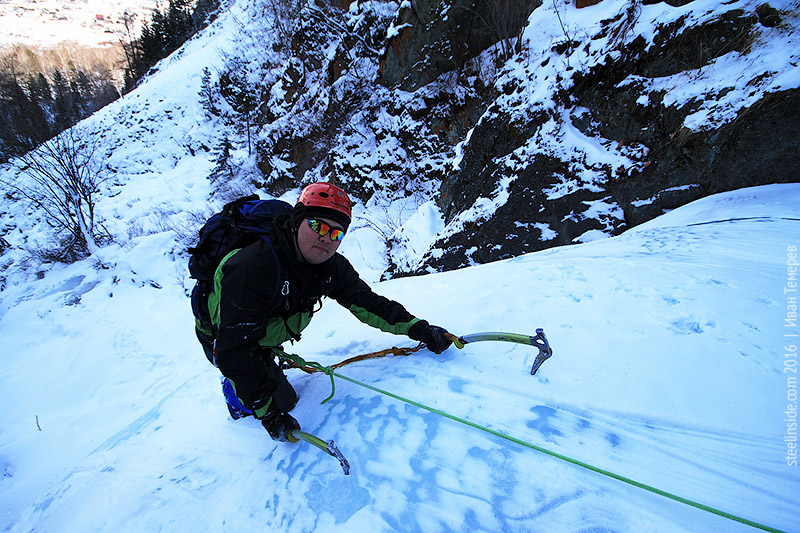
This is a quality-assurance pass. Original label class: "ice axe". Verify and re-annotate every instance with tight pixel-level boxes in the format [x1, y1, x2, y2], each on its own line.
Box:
[445, 329, 553, 375]
[290, 430, 350, 475]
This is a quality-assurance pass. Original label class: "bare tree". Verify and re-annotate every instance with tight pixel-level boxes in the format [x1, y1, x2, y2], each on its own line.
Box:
[263, 0, 305, 51]
[120, 11, 141, 84]
[473, 0, 542, 60]
[3, 126, 109, 261]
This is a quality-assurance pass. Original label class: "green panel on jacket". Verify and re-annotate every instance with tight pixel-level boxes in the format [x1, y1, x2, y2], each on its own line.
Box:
[348, 304, 420, 336]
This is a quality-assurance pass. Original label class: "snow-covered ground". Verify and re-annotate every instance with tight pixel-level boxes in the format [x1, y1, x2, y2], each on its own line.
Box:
[0, 0, 158, 50]
[1, 184, 798, 532]
[1, 0, 799, 530]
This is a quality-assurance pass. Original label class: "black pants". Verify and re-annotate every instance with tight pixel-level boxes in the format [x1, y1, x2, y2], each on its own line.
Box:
[195, 328, 297, 413]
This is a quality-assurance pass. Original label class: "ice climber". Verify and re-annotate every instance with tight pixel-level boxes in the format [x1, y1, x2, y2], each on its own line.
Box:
[194, 182, 452, 442]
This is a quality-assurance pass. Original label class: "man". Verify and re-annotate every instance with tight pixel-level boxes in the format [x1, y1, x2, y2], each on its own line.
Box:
[196, 182, 452, 441]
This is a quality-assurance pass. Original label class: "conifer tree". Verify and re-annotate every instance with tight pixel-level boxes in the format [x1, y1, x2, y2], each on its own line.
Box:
[199, 67, 221, 116]
[210, 136, 233, 181]
[219, 68, 258, 154]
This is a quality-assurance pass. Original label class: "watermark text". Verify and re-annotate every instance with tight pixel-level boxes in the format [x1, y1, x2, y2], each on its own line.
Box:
[785, 245, 798, 466]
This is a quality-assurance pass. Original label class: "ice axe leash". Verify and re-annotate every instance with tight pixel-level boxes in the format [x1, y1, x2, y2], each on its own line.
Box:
[282, 328, 553, 378]
[289, 430, 351, 475]
[285, 344, 423, 375]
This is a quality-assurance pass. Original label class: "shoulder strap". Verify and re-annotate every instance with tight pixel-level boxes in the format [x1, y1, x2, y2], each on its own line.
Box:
[263, 231, 289, 315]
[266, 239, 303, 343]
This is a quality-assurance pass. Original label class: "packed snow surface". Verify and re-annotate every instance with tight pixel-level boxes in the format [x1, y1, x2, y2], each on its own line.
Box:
[1, 184, 799, 532]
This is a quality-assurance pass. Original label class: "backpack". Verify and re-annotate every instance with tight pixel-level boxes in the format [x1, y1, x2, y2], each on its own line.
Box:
[188, 195, 293, 334]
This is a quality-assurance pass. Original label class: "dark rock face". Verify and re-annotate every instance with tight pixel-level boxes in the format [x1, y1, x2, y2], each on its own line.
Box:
[243, 1, 795, 278]
[412, 4, 799, 273]
[378, 0, 540, 91]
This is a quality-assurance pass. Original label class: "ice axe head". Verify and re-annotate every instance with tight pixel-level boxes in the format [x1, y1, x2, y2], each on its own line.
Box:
[530, 328, 552, 375]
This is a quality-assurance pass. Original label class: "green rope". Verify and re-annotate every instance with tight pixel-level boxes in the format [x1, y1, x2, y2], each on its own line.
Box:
[274, 349, 783, 532]
[331, 371, 786, 533]
[274, 349, 336, 404]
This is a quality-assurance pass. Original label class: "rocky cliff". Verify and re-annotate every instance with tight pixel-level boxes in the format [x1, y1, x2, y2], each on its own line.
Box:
[377, 0, 798, 273]
[201, 0, 800, 277]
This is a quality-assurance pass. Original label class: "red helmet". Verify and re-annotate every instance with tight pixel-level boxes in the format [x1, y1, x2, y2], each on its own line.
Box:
[297, 182, 352, 221]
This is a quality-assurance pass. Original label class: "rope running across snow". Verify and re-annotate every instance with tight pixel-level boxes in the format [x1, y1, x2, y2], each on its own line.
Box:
[276, 347, 785, 533]
[331, 371, 786, 533]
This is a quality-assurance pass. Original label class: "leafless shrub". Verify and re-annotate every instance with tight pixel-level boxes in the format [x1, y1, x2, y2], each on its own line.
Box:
[263, 0, 305, 52]
[473, 0, 542, 60]
[607, 0, 642, 51]
[2, 126, 110, 262]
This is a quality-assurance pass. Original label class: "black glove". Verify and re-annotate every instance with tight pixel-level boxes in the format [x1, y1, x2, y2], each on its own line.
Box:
[410, 322, 453, 354]
[262, 410, 301, 442]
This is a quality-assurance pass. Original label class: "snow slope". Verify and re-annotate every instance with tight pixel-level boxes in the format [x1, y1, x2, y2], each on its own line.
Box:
[1, 0, 799, 530]
[1, 184, 798, 532]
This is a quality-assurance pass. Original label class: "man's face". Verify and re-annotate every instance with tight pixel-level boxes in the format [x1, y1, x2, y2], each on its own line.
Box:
[296, 217, 344, 264]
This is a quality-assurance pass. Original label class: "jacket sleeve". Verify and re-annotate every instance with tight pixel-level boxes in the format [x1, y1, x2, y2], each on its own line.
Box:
[212, 240, 283, 412]
[327, 254, 423, 336]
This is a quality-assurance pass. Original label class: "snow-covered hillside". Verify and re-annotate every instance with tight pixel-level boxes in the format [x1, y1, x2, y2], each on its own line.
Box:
[1, 184, 798, 532]
[1, 0, 799, 530]
[0, 0, 400, 289]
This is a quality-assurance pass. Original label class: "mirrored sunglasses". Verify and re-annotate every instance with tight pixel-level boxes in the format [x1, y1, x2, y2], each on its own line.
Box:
[307, 219, 346, 241]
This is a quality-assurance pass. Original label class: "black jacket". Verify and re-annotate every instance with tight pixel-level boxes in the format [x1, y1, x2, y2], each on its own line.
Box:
[208, 215, 427, 415]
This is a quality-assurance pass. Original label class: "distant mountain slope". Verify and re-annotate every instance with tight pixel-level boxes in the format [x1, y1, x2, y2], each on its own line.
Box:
[0, 0, 158, 49]
[1, 0, 797, 286]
